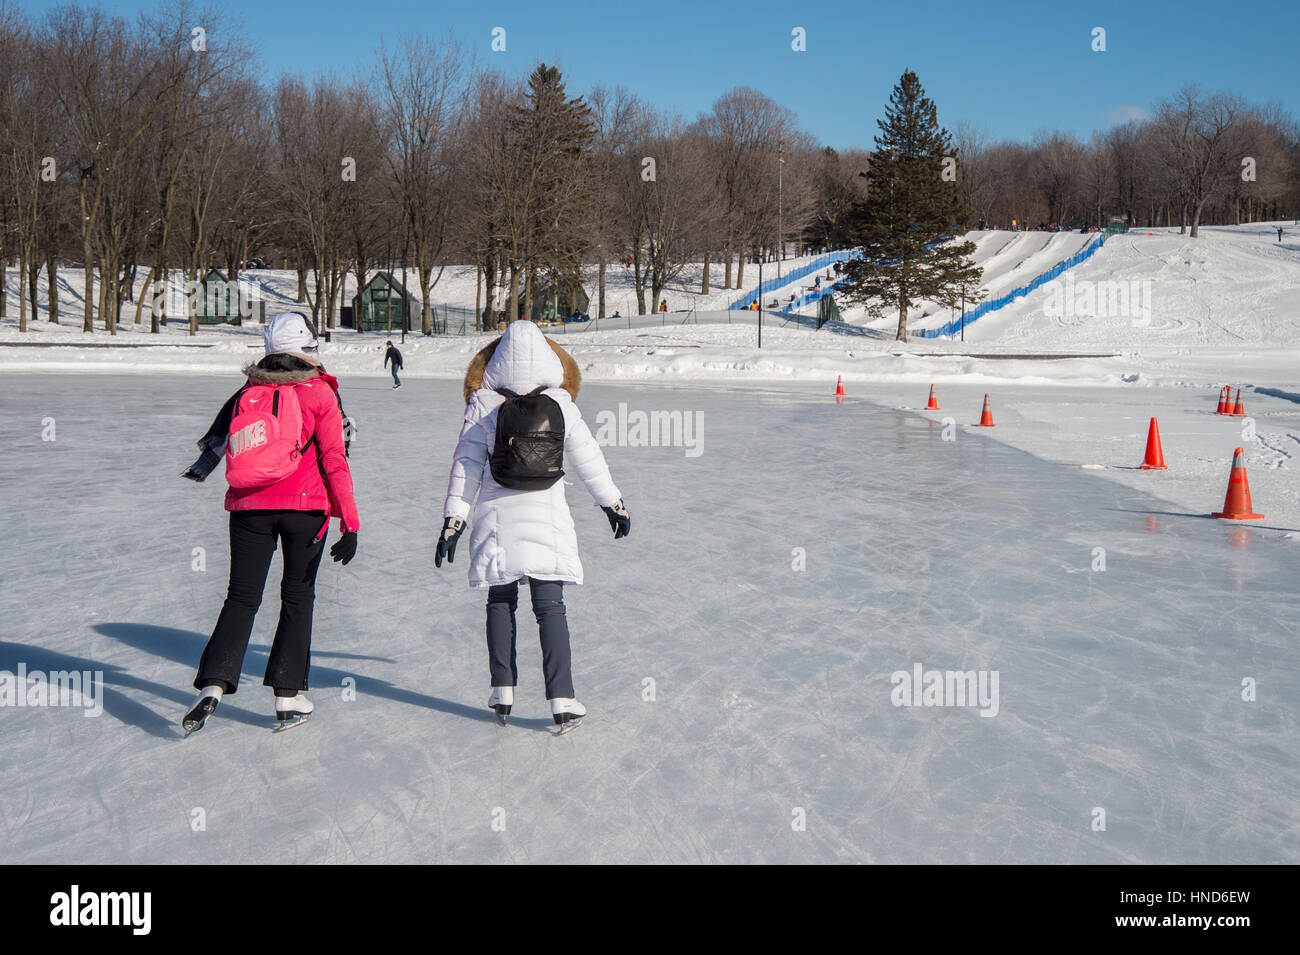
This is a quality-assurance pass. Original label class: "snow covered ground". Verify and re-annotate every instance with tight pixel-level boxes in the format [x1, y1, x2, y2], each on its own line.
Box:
[2, 375, 1296, 863]
[2, 222, 1297, 863]
[0, 248, 830, 335]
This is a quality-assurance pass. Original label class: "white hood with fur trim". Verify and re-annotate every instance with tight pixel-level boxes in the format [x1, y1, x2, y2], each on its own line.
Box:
[443, 321, 621, 588]
[481, 320, 564, 395]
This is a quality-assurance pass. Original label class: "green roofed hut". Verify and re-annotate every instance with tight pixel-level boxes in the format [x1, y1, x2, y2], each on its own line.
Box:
[195, 267, 240, 325]
[353, 271, 414, 333]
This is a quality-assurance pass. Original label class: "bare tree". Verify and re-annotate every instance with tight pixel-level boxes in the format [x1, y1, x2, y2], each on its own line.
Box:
[953, 123, 998, 226]
[697, 88, 798, 289]
[1152, 86, 1253, 237]
[379, 35, 466, 334]
[625, 120, 719, 313]
[39, 5, 187, 332]
[587, 85, 650, 318]
[1030, 131, 1085, 226]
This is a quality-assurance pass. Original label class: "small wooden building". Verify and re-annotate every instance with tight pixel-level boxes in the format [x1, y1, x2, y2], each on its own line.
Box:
[352, 271, 414, 333]
[195, 268, 240, 325]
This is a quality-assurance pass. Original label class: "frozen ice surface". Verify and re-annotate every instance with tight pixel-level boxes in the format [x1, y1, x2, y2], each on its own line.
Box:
[0, 375, 1296, 863]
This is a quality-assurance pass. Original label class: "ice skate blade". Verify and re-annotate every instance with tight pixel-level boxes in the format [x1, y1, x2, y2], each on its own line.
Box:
[552, 713, 583, 735]
[273, 714, 311, 733]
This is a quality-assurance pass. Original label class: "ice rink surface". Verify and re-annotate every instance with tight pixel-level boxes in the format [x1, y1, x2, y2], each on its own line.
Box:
[1, 374, 1296, 863]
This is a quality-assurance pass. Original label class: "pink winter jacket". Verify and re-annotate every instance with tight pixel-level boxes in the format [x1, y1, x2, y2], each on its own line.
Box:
[224, 361, 360, 532]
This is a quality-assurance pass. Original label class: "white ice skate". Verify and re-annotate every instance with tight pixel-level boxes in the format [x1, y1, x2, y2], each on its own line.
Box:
[182, 685, 223, 737]
[273, 693, 314, 732]
[550, 697, 586, 734]
[488, 686, 514, 725]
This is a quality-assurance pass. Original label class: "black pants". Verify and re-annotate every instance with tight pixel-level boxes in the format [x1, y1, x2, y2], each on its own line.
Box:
[486, 577, 574, 699]
[194, 510, 327, 695]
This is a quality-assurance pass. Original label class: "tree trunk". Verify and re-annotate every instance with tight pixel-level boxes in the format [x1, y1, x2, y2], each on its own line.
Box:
[474, 262, 482, 332]
[46, 255, 58, 324]
[83, 259, 94, 332]
[100, 266, 112, 334]
[134, 264, 156, 325]
[297, 263, 308, 302]
[896, 297, 908, 342]
[189, 264, 199, 335]
[523, 266, 534, 323]
[28, 254, 40, 325]
[420, 264, 433, 335]
[701, 252, 710, 295]
[18, 250, 27, 333]
[632, 248, 646, 315]
[507, 263, 519, 325]
[597, 253, 606, 319]
[0, 260, 6, 318]
[154, 259, 167, 332]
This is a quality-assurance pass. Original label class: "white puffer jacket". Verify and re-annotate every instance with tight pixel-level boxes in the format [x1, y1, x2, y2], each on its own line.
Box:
[443, 321, 621, 588]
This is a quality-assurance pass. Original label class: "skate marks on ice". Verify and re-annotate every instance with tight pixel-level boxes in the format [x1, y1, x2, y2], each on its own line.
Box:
[86, 622, 555, 735]
[0, 376, 1298, 862]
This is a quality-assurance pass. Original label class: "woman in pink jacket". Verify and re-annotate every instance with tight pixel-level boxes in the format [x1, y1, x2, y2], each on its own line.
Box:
[182, 313, 360, 734]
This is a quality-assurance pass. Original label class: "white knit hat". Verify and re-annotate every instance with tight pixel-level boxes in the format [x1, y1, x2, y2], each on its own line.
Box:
[264, 312, 319, 356]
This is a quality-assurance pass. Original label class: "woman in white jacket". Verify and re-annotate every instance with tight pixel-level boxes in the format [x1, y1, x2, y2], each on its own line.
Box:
[436, 321, 630, 730]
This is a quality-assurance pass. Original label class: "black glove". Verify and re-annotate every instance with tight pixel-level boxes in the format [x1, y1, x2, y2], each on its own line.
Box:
[180, 444, 223, 482]
[436, 517, 466, 567]
[601, 500, 630, 539]
[330, 531, 357, 565]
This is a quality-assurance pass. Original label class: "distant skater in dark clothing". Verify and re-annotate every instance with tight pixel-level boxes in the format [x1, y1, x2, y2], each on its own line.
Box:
[384, 340, 404, 388]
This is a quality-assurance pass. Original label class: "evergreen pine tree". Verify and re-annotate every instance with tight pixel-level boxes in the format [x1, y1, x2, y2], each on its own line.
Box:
[506, 65, 595, 321]
[841, 70, 982, 342]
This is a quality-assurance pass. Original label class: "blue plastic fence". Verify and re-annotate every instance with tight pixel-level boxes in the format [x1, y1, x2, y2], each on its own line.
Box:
[729, 251, 859, 310]
[915, 235, 1105, 339]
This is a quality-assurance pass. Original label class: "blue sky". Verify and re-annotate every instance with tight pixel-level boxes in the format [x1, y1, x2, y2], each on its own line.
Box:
[19, 0, 1300, 148]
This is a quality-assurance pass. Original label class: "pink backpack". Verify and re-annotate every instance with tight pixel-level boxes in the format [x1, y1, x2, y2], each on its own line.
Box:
[225, 383, 310, 488]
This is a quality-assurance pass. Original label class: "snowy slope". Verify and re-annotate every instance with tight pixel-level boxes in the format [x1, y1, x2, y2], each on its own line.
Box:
[827, 230, 1098, 334]
[966, 226, 1300, 347]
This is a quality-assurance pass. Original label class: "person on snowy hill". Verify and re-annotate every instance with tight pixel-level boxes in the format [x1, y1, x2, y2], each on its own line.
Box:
[435, 320, 630, 732]
[180, 312, 360, 735]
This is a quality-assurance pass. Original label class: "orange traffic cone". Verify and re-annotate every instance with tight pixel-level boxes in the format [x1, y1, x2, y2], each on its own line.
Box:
[1139, 417, 1167, 469]
[977, 394, 995, 427]
[1215, 386, 1230, 415]
[926, 384, 940, 410]
[1231, 388, 1245, 416]
[1212, 447, 1264, 520]
[834, 375, 845, 404]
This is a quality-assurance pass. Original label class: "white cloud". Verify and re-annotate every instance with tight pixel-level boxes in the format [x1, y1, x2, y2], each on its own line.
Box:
[1107, 104, 1150, 124]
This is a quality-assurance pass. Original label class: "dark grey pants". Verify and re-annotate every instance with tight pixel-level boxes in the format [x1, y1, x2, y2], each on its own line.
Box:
[486, 577, 574, 699]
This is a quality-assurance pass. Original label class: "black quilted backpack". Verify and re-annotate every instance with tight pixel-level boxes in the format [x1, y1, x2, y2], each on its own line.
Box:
[489, 387, 566, 490]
